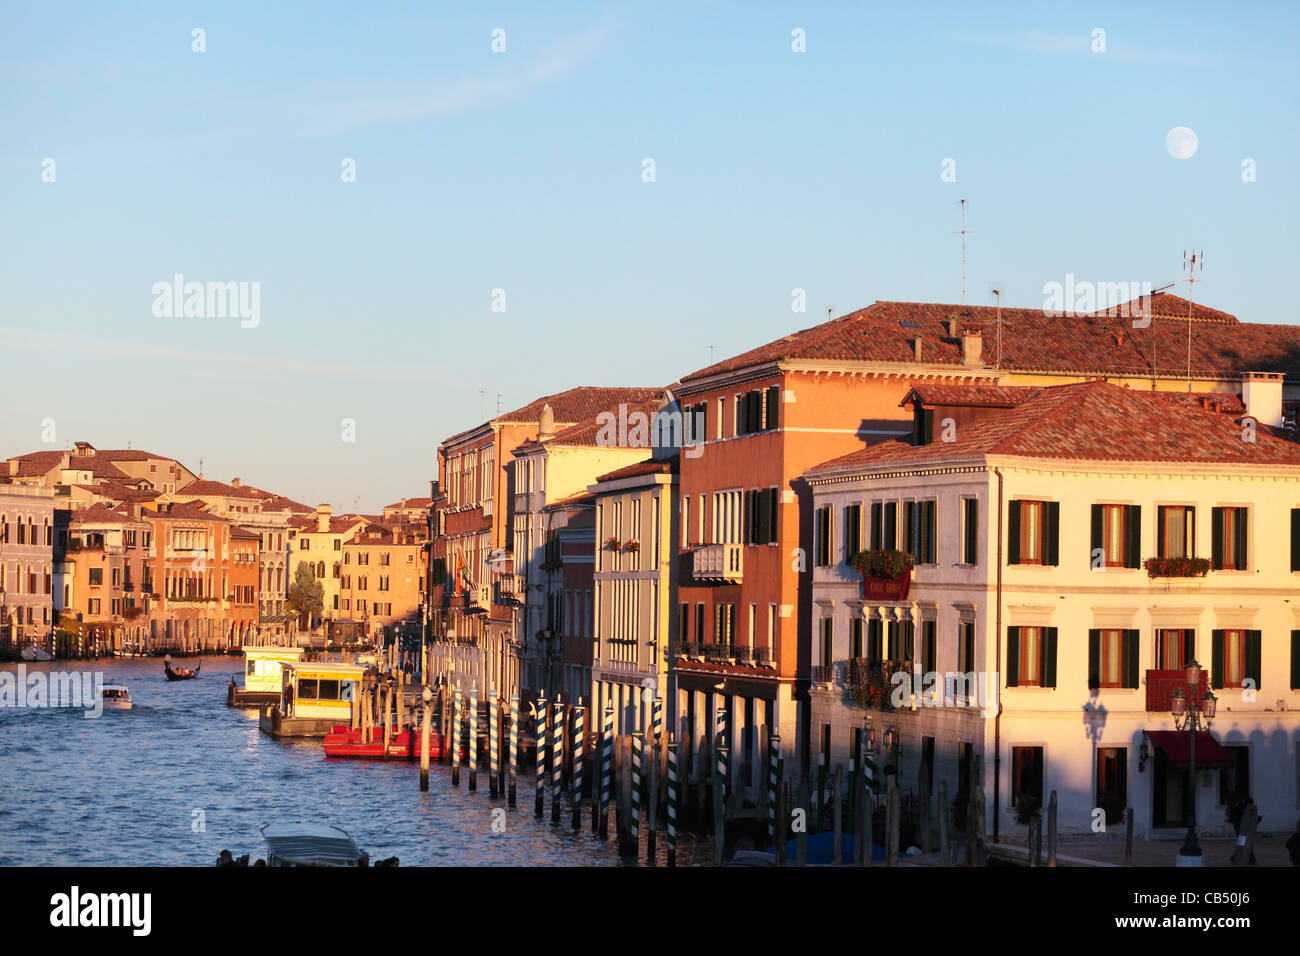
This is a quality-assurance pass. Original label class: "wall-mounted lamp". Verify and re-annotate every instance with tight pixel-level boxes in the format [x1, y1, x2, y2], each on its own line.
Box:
[1138, 738, 1149, 773]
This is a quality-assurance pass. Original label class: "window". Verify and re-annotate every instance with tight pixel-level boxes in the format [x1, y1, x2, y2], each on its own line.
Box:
[1292, 631, 1300, 690]
[1157, 506, 1195, 559]
[679, 603, 690, 645]
[961, 498, 978, 565]
[1091, 504, 1140, 568]
[300, 538, 310, 550]
[1088, 629, 1139, 689]
[1218, 746, 1250, 806]
[88, 598, 100, 614]
[745, 488, 779, 545]
[715, 603, 736, 650]
[1096, 747, 1127, 825]
[1212, 507, 1248, 570]
[907, 500, 936, 564]
[866, 618, 883, 664]
[887, 620, 913, 664]
[920, 620, 937, 675]
[844, 503, 862, 559]
[850, 618, 863, 659]
[89, 567, 103, 586]
[1292, 509, 1300, 572]
[1155, 629, 1194, 671]
[1006, 626, 1057, 687]
[695, 603, 705, 645]
[1011, 746, 1044, 812]
[819, 617, 833, 669]
[958, 620, 975, 674]
[1008, 500, 1058, 566]
[1212, 629, 1260, 690]
[814, 506, 832, 566]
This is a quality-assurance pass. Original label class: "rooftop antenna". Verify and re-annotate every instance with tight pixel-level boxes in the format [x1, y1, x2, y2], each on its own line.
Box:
[1181, 250, 1204, 392]
[991, 288, 1002, 370]
[954, 199, 970, 304]
[708, 345, 714, 365]
[496, 394, 502, 415]
[479, 389, 485, 421]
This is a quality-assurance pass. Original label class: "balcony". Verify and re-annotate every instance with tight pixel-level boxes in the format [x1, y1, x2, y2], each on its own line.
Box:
[846, 658, 904, 711]
[1145, 669, 1209, 713]
[692, 543, 743, 583]
[811, 664, 834, 685]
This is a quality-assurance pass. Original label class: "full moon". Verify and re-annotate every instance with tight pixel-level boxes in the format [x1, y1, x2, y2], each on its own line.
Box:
[1165, 126, 1199, 160]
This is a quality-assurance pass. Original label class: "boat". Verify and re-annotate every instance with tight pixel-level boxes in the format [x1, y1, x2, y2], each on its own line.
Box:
[163, 655, 201, 681]
[101, 684, 133, 711]
[227, 646, 305, 708]
[258, 661, 368, 738]
[19, 645, 52, 662]
[322, 724, 455, 761]
[259, 823, 396, 867]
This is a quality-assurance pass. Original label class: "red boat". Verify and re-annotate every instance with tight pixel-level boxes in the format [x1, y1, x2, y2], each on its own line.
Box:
[322, 725, 460, 761]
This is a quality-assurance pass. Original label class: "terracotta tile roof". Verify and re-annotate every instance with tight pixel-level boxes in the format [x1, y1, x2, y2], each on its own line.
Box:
[72, 481, 160, 503]
[682, 293, 1300, 383]
[900, 384, 1039, 409]
[259, 494, 315, 514]
[594, 456, 679, 484]
[544, 491, 597, 509]
[69, 503, 138, 526]
[7, 451, 134, 482]
[496, 386, 665, 426]
[384, 497, 432, 510]
[519, 396, 670, 450]
[808, 381, 1300, 472]
[144, 501, 229, 523]
[230, 527, 262, 540]
[176, 479, 268, 500]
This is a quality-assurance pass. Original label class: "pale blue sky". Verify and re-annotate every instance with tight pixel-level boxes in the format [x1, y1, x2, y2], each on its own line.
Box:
[2, 1, 1297, 510]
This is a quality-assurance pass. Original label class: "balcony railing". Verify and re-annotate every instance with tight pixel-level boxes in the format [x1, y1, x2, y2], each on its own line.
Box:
[846, 658, 904, 710]
[752, 646, 772, 666]
[692, 543, 743, 583]
[811, 664, 834, 685]
[1145, 669, 1210, 713]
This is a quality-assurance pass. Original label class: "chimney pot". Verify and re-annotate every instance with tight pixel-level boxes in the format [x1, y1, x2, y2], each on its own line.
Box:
[960, 328, 983, 366]
[1242, 371, 1284, 428]
[912, 336, 923, 362]
[231, 478, 240, 488]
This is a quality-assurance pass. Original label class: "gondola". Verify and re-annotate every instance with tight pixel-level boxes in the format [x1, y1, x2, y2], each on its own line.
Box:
[163, 655, 201, 681]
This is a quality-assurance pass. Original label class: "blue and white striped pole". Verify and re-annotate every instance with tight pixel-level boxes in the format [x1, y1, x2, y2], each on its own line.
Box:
[451, 685, 461, 788]
[468, 682, 478, 791]
[599, 700, 613, 839]
[571, 705, 584, 830]
[715, 701, 728, 805]
[535, 695, 547, 817]
[630, 730, 642, 851]
[508, 691, 519, 807]
[488, 687, 499, 798]
[666, 733, 679, 867]
[768, 732, 781, 841]
[551, 699, 563, 824]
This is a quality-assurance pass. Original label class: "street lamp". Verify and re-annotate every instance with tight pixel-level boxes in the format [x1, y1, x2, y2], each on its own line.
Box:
[1170, 658, 1216, 864]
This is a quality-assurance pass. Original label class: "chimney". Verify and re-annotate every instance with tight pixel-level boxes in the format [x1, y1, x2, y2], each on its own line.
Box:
[1242, 372, 1283, 428]
[231, 477, 241, 488]
[961, 328, 983, 366]
[945, 316, 961, 338]
[912, 336, 923, 362]
[7, 460, 15, 477]
[538, 403, 556, 442]
[316, 503, 332, 533]
[1115, 329, 1125, 346]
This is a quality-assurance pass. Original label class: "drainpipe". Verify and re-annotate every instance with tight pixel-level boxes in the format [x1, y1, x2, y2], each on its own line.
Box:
[993, 466, 1004, 843]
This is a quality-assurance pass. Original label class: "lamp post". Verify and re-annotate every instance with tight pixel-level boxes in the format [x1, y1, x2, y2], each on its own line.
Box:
[1169, 658, 1216, 866]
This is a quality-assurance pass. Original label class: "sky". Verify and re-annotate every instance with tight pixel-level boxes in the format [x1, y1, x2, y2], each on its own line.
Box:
[2, 1, 1297, 511]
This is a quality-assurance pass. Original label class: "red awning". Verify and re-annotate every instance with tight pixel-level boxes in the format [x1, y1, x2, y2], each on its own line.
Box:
[1144, 730, 1232, 768]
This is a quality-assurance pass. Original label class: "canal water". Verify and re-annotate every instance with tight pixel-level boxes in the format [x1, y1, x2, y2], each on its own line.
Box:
[0, 657, 715, 866]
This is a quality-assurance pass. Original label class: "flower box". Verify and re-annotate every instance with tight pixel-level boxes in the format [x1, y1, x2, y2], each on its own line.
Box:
[622, 540, 639, 553]
[602, 537, 621, 551]
[849, 549, 914, 601]
[1143, 556, 1211, 578]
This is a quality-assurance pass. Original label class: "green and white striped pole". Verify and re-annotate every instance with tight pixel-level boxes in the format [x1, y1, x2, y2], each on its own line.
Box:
[666, 733, 679, 867]
[508, 691, 519, 807]
[715, 701, 728, 805]
[571, 705, 584, 830]
[535, 695, 547, 817]
[599, 699, 613, 839]
[488, 687, 499, 798]
[551, 699, 563, 824]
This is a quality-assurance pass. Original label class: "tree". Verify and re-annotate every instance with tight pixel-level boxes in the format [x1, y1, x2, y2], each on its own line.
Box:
[286, 563, 323, 629]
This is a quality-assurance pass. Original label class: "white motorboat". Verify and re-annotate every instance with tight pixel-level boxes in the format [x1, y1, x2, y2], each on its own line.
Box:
[20, 645, 52, 662]
[259, 823, 367, 867]
[101, 684, 133, 710]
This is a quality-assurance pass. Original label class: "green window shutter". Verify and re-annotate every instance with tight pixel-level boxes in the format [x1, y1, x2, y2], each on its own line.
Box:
[765, 386, 779, 430]
[1211, 508, 1224, 570]
[1125, 505, 1142, 568]
[1006, 627, 1020, 687]
[1124, 630, 1140, 689]
[1088, 629, 1100, 689]
[1157, 506, 1167, 558]
[869, 503, 882, 550]
[1043, 628, 1058, 688]
[1291, 631, 1300, 690]
[1211, 630, 1224, 689]
[868, 619, 882, 661]
[1045, 502, 1060, 566]
[924, 500, 936, 563]
[1246, 630, 1262, 691]
[1183, 630, 1195, 667]
[1234, 510, 1248, 570]
[768, 489, 778, 544]
[1008, 502, 1022, 565]
[1090, 505, 1103, 565]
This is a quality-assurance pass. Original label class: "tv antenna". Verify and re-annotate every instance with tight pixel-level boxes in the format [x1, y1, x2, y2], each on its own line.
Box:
[1181, 250, 1204, 392]
[954, 199, 970, 304]
[479, 389, 485, 421]
[991, 287, 1003, 370]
